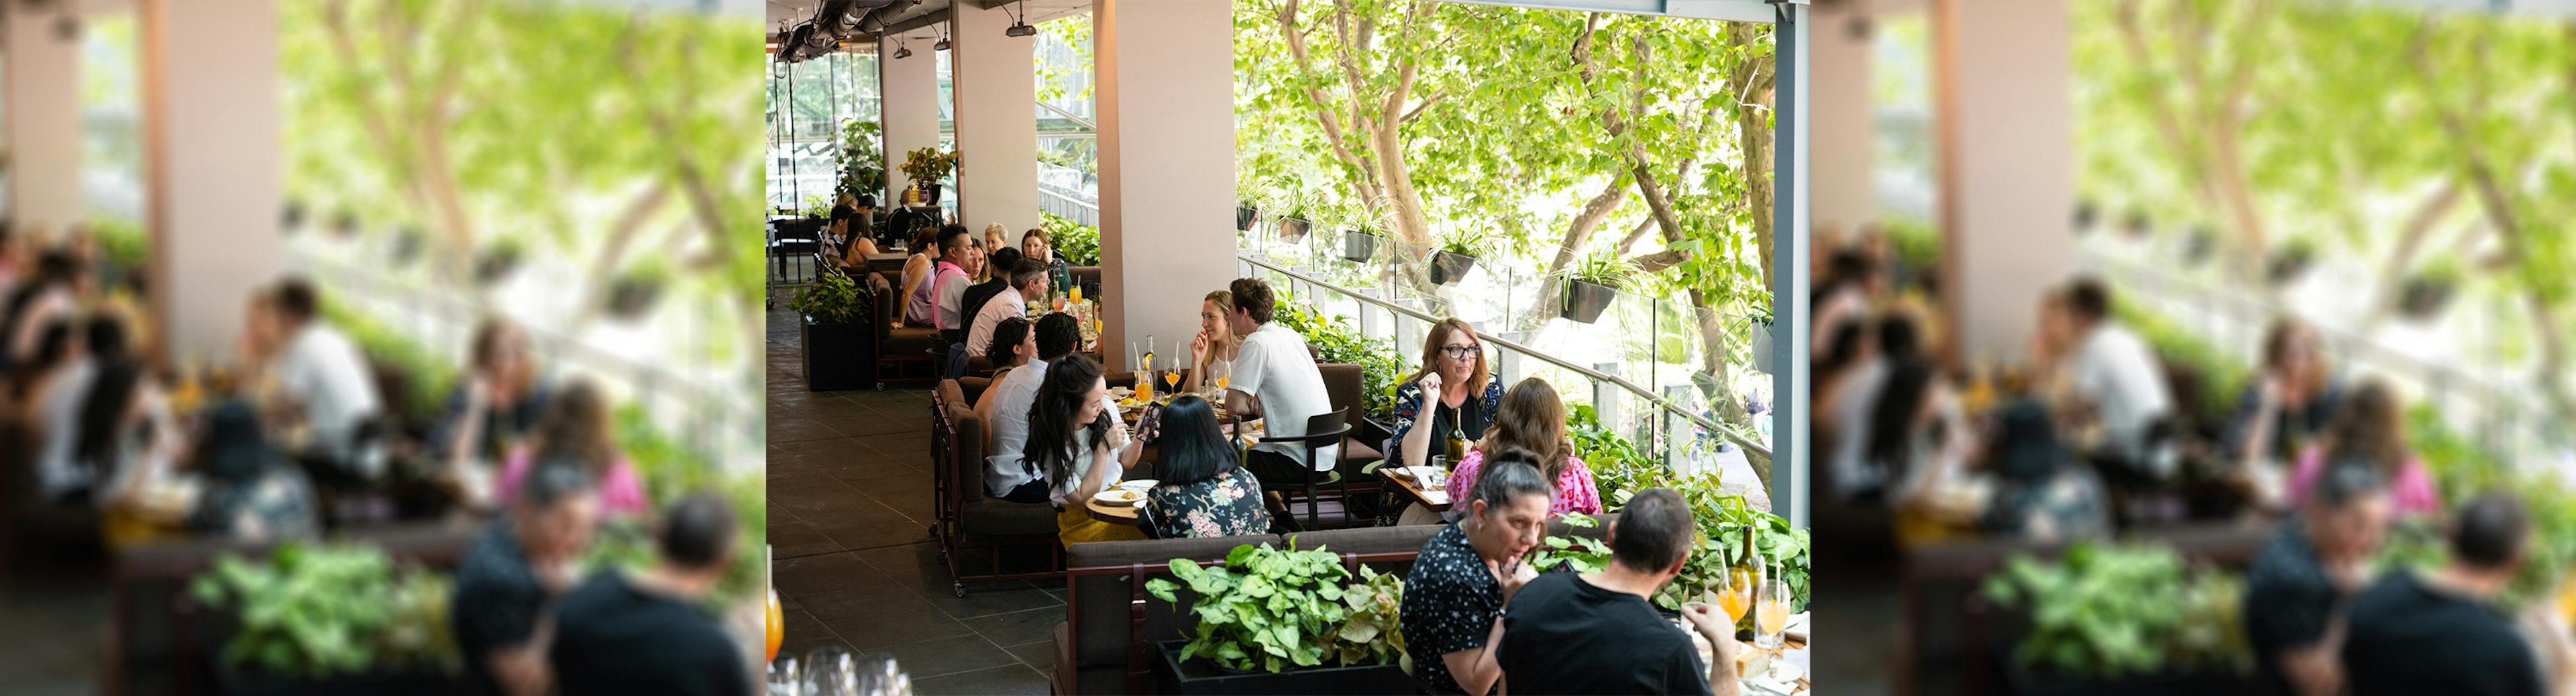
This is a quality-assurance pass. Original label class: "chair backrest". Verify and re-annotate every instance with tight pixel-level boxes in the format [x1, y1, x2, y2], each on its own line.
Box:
[938, 380, 989, 504]
[866, 272, 898, 340]
[1316, 363, 1365, 432]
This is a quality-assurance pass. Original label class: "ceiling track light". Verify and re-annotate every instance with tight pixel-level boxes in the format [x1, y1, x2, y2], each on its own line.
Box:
[1004, 0, 1036, 37]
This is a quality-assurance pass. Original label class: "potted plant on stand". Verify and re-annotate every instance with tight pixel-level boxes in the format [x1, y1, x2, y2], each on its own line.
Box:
[1237, 193, 1262, 232]
[901, 147, 959, 206]
[474, 238, 526, 286]
[2400, 257, 2464, 321]
[607, 258, 673, 321]
[1560, 251, 1629, 324]
[1341, 218, 1383, 263]
[1277, 199, 1314, 243]
[1430, 230, 1484, 285]
[2267, 237, 2317, 286]
[186, 542, 461, 694]
[1144, 544, 1411, 694]
[792, 270, 875, 391]
[836, 119, 885, 203]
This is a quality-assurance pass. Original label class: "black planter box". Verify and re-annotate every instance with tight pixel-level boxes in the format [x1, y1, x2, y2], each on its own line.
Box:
[607, 279, 663, 320]
[2266, 250, 2312, 285]
[2003, 664, 2255, 696]
[1238, 206, 1260, 232]
[1430, 250, 1476, 285]
[1560, 279, 1617, 324]
[1152, 640, 1413, 695]
[2400, 279, 2455, 319]
[1277, 217, 1312, 242]
[803, 316, 877, 391]
[1342, 230, 1380, 262]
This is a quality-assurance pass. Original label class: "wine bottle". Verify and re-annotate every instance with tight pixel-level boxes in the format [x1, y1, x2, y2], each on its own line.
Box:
[1443, 410, 1468, 468]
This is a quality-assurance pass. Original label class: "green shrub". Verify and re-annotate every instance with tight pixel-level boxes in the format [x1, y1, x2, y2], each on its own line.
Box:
[189, 542, 458, 678]
[1040, 211, 1099, 266]
[1982, 542, 2249, 679]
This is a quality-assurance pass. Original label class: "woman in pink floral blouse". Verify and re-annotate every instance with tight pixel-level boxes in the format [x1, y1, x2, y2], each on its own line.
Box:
[1444, 378, 1603, 516]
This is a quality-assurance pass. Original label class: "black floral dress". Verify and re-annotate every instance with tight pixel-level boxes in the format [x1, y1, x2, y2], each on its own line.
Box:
[1385, 374, 1505, 469]
[1140, 468, 1272, 539]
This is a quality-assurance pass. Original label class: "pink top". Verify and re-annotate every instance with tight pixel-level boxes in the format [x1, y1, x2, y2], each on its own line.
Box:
[2286, 446, 2442, 518]
[496, 447, 651, 517]
[1445, 449, 1604, 516]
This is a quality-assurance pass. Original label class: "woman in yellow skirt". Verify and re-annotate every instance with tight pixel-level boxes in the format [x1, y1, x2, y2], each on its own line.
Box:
[1021, 354, 1148, 546]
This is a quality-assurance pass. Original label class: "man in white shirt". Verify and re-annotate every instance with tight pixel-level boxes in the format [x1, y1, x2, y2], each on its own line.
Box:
[983, 314, 1089, 503]
[967, 259, 1049, 357]
[1222, 278, 1338, 487]
[261, 279, 387, 480]
[2051, 279, 2174, 476]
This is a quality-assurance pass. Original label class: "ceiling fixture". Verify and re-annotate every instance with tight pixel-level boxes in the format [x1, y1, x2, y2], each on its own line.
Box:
[1004, 0, 1036, 38]
[893, 38, 912, 60]
[933, 23, 950, 51]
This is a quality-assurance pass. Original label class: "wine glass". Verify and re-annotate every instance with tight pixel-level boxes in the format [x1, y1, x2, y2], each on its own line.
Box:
[769, 655, 804, 695]
[1754, 575, 1792, 678]
[1719, 566, 1758, 628]
[1164, 370, 1183, 397]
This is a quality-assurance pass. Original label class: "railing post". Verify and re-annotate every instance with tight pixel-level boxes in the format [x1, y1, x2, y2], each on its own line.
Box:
[1594, 362, 1622, 435]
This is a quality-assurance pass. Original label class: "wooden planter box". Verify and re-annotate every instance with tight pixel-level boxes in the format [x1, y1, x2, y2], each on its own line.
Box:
[1429, 251, 1476, 285]
[1560, 279, 1618, 324]
[1277, 217, 1312, 242]
[803, 315, 877, 391]
[1152, 640, 1412, 695]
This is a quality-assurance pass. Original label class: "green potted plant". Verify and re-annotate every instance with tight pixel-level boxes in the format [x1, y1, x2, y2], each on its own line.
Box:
[608, 258, 674, 321]
[1340, 215, 1384, 263]
[390, 226, 427, 268]
[1560, 251, 1630, 324]
[2267, 237, 2318, 285]
[186, 542, 460, 693]
[790, 270, 875, 391]
[2072, 199, 2100, 234]
[1144, 543, 1411, 693]
[1430, 229, 1485, 285]
[2400, 256, 2465, 321]
[2122, 209, 2153, 240]
[836, 119, 885, 203]
[1236, 193, 1262, 232]
[2182, 224, 2216, 267]
[1981, 542, 2251, 695]
[900, 147, 959, 205]
[1748, 301, 1776, 375]
[474, 237, 526, 286]
[1277, 198, 1314, 242]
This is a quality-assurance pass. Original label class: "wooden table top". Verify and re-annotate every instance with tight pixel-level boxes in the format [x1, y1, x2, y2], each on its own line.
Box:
[1381, 466, 1453, 512]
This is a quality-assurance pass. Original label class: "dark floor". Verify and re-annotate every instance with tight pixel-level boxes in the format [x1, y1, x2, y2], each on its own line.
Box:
[0, 568, 111, 693]
[765, 309, 1057, 695]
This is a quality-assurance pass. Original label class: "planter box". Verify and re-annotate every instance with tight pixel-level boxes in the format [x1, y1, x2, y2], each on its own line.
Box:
[1429, 250, 1476, 285]
[1237, 206, 1260, 232]
[2003, 664, 2255, 696]
[1342, 230, 1380, 262]
[1277, 217, 1312, 242]
[2399, 278, 2455, 320]
[1152, 640, 1412, 695]
[803, 316, 877, 391]
[2266, 250, 2313, 285]
[1560, 279, 1617, 324]
[607, 279, 663, 320]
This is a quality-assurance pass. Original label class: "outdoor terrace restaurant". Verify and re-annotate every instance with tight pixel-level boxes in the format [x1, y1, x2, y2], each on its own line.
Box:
[762, 0, 1813, 693]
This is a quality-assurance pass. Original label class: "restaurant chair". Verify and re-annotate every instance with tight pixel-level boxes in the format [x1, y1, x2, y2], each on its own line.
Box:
[1316, 363, 1387, 520]
[866, 274, 942, 386]
[1258, 407, 1356, 532]
[935, 380, 1064, 597]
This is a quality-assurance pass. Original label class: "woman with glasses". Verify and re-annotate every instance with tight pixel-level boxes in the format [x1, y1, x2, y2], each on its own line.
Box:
[1387, 318, 1505, 473]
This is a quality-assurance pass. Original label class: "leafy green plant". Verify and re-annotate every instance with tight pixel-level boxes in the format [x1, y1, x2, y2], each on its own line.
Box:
[1144, 542, 1378, 673]
[189, 542, 458, 679]
[1040, 211, 1100, 266]
[1567, 249, 1635, 290]
[1332, 565, 1406, 667]
[1531, 512, 1613, 575]
[789, 270, 869, 326]
[1567, 403, 1656, 504]
[1982, 542, 2249, 679]
[87, 215, 151, 280]
[1270, 287, 1406, 419]
[1654, 473, 1809, 613]
[1439, 228, 1488, 258]
[901, 147, 959, 189]
[802, 195, 833, 219]
[837, 119, 884, 201]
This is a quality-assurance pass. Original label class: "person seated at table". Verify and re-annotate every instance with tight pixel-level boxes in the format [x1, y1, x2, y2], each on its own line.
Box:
[1813, 317, 1880, 503]
[828, 203, 882, 269]
[1136, 395, 1272, 540]
[938, 237, 989, 348]
[496, 381, 649, 518]
[1387, 317, 1504, 472]
[1444, 379, 1602, 516]
[1220, 277, 1338, 488]
[2341, 493, 2542, 696]
[1022, 354, 1148, 546]
[2288, 381, 2439, 519]
[1402, 452, 1552, 696]
[1497, 487, 1743, 696]
[1186, 290, 1241, 395]
[249, 278, 388, 480]
[2226, 317, 2342, 477]
[2245, 461, 2393, 696]
[25, 319, 101, 503]
[982, 314, 1091, 504]
[191, 400, 321, 542]
[899, 226, 941, 328]
[981, 223, 1011, 275]
[1, 250, 83, 369]
[1968, 399, 2107, 543]
[973, 317, 1036, 423]
[906, 225, 970, 333]
[2033, 278, 2174, 479]
[550, 492, 751, 696]
[961, 247, 1024, 330]
[1023, 227, 1072, 296]
[965, 254, 1042, 357]
[435, 317, 551, 475]
[455, 461, 602, 696]
[76, 341, 191, 547]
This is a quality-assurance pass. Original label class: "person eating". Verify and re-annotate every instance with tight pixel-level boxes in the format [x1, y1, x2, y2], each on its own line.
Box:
[1498, 487, 1743, 695]
[1401, 453, 1552, 695]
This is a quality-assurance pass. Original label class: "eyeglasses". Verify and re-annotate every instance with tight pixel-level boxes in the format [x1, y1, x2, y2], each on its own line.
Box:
[1440, 345, 1481, 360]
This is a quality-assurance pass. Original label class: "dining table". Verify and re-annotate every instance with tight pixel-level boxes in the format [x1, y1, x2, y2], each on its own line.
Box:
[1379, 465, 1454, 513]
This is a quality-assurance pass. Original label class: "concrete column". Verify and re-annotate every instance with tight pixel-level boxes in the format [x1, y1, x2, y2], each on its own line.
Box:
[879, 28, 942, 206]
[1093, 0, 1233, 372]
[1810, 0, 1874, 239]
[3, 1, 85, 236]
[142, 0, 282, 365]
[1933, 0, 2072, 364]
[947, 3, 1038, 235]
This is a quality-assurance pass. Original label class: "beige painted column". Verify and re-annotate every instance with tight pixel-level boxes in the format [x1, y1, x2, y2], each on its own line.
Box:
[1093, 0, 1232, 372]
[142, 0, 282, 365]
[1934, 0, 2072, 364]
[879, 28, 942, 205]
[1811, 0, 1874, 238]
[947, 3, 1038, 234]
[3, 1, 85, 236]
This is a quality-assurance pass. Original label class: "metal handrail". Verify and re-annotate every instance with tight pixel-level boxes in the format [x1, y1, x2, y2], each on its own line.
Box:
[1237, 254, 1772, 460]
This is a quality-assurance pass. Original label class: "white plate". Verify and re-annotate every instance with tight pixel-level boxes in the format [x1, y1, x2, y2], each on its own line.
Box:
[1744, 660, 1804, 693]
[1092, 489, 1146, 506]
[1116, 479, 1158, 492]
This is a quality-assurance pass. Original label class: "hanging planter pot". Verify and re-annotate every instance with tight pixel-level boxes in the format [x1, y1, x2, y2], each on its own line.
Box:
[607, 272, 667, 321]
[1341, 229, 1380, 262]
[1559, 279, 1618, 324]
[333, 211, 362, 240]
[1277, 215, 1312, 242]
[2266, 242, 2316, 286]
[2182, 226, 2216, 267]
[2399, 263, 2462, 321]
[2072, 199, 2100, 235]
[2121, 210, 2153, 240]
[1750, 321, 1776, 375]
[1429, 250, 1477, 285]
[279, 201, 309, 234]
[475, 244, 525, 286]
[389, 226, 426, 268]
[1236, 205, 1259, 232]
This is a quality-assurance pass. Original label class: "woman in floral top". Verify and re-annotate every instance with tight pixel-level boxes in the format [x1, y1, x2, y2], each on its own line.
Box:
[1385, 317, 1505, 470]
[1445, 378, 1603, 516]
[1139, 395, 1273, 539]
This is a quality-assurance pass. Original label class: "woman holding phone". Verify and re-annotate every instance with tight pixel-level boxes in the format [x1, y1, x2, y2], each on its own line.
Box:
[1022, 354, 1149, 546]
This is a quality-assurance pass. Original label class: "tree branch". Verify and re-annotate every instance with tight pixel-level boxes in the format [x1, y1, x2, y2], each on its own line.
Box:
[1400, 88, 1447, 125]
[1279, 0, 1383, 203]
[1630, 248, 1690, 274]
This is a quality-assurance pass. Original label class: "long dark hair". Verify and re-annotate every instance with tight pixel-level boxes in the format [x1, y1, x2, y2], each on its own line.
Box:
[2323, 380, 2408, 477]
[1024, 354, 1108, 494]
[75, 358, 146, 476]
[1868, 358, 1939, 478]
[985, 317, 1031, 368]
[528, 380, 616, 477]
[1152, 395, 1237, 486]
[12, 320, 72, 400]
[1474, 378, 1574, 480]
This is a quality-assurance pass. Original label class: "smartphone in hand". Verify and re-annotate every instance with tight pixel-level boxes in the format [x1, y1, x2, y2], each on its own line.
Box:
[1136, 403, 1165, 443]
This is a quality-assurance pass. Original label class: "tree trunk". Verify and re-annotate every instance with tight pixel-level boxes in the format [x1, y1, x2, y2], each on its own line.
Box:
[1725, 22, 1778, 289]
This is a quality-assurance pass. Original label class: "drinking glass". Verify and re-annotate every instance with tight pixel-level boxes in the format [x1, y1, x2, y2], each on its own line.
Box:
[769, 655, 804, 695]
[1719, 566, 1758, 627]
[1754, 575, 1792, 658]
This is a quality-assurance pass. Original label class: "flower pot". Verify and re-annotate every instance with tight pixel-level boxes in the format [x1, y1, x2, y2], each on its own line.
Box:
[2266, 248, 2313, 285]
[1277, 217, 1312, 243]
[2072, 200, 2100, 234]
[1152, 640, 1411, 695]
[280, 201, 308, 233]
[1560, 279, 1617, 324]
[1237, 206, 1260, 232]
[475, 248, 523, 286]
[2183, 227, 2216, 266]
[333, 211, 362, 240]
[1341, 230, 1380, 262]
[2399, 277, 2455, 321]
[1430, 250, 1477, 285]
[607, 277, 663, 321]
[912, 183, 942, 205]
[1751, 321, 1776, 375]
[802, 315, 877, 391]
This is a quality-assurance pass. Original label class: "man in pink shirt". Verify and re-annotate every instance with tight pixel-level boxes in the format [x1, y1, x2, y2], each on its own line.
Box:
[906, 225, 972, 332]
